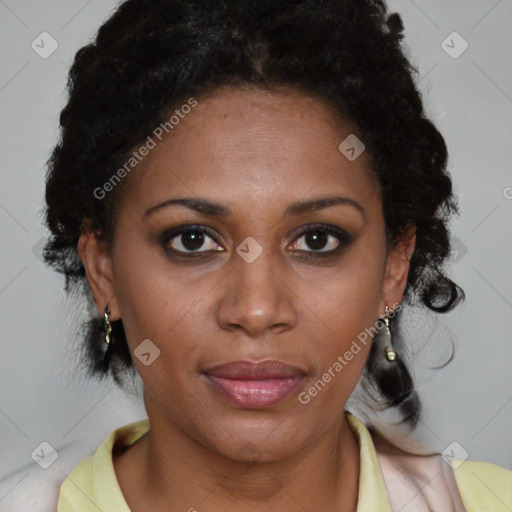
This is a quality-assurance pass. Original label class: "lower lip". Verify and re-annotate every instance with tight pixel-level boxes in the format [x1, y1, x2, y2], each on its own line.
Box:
[204, 374, 305, 408]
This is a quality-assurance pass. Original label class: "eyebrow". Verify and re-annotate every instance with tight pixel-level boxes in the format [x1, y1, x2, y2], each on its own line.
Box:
[144, 195, 366, 220]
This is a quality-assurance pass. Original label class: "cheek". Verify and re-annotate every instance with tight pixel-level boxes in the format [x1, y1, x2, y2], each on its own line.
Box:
[299, 245, 385, 338]
[306, 292, 375, 392]
[294, 246, 385, 396]
[297, 289, 377, 410]
[111, 241, 213, 383]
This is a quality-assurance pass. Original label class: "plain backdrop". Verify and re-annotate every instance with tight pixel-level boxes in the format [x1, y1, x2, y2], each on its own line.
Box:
[0, 0, 511, 510]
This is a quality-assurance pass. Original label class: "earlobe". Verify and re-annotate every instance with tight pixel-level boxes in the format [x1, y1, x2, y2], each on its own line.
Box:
[76, 220, 120, 320]
[379, 225, 416, 313]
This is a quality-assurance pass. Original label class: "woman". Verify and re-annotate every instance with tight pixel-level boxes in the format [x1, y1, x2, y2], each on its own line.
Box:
[43, 0, 512, 510]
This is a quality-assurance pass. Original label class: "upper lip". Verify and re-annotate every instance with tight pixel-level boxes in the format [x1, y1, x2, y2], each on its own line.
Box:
[203, 359, 306, 379]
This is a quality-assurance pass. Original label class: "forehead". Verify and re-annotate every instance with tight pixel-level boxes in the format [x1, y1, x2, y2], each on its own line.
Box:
[117, 87, 381, 217]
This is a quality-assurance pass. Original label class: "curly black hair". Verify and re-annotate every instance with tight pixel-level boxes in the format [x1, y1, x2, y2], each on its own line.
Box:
[43, 0, 464, 434]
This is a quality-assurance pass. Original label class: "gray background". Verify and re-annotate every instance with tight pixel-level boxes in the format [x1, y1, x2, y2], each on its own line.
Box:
[0, 0, 511, 509]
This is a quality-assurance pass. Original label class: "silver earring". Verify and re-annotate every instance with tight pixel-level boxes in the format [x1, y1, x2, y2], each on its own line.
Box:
[382, 305, 396, 362]
[102, 305, 113, 371]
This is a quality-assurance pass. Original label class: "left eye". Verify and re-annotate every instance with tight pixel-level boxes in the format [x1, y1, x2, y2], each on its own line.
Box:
[289, 225, 351, 254]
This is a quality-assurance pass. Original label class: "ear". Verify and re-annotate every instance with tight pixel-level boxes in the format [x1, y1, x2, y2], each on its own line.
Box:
[378, 223, 416, 316]
[77, 219, 120, 321]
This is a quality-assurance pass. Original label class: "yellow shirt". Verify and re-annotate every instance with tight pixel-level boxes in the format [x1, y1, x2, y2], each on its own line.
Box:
[57, 411, 512, 511]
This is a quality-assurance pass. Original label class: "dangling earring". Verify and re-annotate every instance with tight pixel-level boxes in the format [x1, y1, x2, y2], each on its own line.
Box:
[102, 305, 113, 372]
[382, 305, 397, 362]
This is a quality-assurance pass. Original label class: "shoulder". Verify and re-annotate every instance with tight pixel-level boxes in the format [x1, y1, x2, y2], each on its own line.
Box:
[450, 459, 512, 511]
[375, 440, 512, 512]
[0, 465, 61, 512]
[375, 447, 465, 511]
[57, 418, 149, 512]
[57, 455, 95, 511]
[0, 437, 95, 512]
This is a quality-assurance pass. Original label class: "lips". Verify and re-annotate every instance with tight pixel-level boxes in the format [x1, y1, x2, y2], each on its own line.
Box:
[204, 359, 306, 379]
[203, 359, 306, 408]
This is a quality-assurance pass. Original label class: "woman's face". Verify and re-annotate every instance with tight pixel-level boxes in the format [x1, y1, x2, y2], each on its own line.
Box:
[80, 86, 414, 461]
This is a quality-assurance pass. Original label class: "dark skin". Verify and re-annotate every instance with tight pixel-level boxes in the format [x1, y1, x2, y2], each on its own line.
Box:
[78, 86, 415, 512]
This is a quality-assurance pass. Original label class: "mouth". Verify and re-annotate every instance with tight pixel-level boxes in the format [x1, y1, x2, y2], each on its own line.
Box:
[202, 359, 306, 409]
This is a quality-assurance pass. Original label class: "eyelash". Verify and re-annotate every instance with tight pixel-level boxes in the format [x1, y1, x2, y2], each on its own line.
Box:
[160, 223, 353, 259]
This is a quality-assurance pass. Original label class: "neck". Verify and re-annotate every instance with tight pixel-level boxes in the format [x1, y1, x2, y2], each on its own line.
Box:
[116, 407, 360, 512]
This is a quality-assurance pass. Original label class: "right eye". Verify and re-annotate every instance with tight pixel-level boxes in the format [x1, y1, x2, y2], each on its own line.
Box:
[161, 224, 224, 256]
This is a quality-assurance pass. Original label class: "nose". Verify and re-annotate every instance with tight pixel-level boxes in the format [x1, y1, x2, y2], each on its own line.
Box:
[216, 245, 297, 338]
